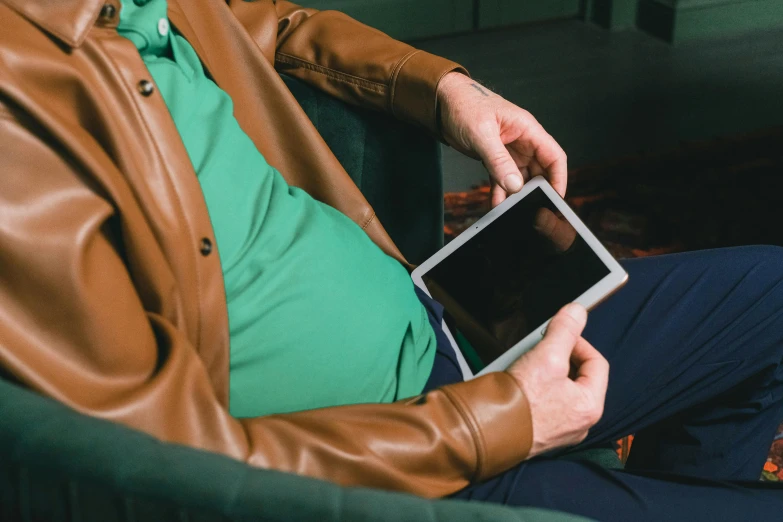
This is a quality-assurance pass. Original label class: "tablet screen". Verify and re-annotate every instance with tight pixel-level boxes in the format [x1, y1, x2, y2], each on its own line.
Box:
[420, 187, 611, 373]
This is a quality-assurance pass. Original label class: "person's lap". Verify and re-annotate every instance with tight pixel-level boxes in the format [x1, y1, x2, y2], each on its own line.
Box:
[422, 246, 783, 520]
[580, 245, 783, 478]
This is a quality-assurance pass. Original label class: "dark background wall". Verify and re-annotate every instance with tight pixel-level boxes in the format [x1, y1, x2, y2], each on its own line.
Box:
[304, 0, 783, 43]
[303, 1, 783, 192]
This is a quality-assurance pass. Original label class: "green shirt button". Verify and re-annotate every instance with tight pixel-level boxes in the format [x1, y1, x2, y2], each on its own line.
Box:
[157, 18, 169, 36]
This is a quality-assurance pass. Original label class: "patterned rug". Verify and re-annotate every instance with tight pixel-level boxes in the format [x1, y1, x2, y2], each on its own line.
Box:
[442, 127, 783, 480]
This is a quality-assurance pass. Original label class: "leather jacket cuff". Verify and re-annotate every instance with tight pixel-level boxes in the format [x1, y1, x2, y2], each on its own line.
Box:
[441, 371, 533, 481]
[390, 50, 468, 139]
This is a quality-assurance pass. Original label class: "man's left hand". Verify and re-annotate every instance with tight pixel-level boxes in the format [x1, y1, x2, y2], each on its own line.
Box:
[437, 72, 568, 207]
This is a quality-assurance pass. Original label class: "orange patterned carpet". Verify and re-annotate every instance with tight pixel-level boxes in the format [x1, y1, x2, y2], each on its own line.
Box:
[443, 127, 783, 480]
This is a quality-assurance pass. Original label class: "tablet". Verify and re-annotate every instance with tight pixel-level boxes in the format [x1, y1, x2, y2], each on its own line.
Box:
[411, 176, 627, 379]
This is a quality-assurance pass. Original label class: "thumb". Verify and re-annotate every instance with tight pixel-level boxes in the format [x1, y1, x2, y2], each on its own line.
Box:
[540, 303, 587, 356]
[474, 131, 524, 194]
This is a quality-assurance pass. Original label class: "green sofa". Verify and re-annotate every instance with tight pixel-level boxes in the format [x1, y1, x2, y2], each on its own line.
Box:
[0, 76, 608, 522]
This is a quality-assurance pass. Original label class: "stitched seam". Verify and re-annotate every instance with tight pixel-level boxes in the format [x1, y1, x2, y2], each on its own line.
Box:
[360, 211, 376, 230]
[500, 372, 534, 456]
[168, 4, 211, 70]
[441, 387, 485, 482]
[99, 40, 204, 346]
[275, 53, 386, 94]
[4, 0, 83, 46]
[388, 50, 420, 117]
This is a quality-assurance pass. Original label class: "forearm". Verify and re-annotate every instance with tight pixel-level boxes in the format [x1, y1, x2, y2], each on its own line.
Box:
[245, 372, 533, 497]
[270, 1, 468, 136]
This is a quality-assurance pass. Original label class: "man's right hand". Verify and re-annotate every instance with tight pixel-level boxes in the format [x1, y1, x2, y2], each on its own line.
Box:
[507, 303, 609, 458]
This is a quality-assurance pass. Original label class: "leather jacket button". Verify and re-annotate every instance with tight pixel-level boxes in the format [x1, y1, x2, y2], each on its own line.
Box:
[138, 80, 154, 96]
[199, 238, 213, 256]
[99, 4, 117, 21]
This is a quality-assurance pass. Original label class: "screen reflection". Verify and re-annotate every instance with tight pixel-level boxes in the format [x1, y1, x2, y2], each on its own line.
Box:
[422, 187, 610, 373]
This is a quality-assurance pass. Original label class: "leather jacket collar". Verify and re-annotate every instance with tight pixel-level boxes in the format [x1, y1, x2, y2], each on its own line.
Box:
[4, 0, 109, 47]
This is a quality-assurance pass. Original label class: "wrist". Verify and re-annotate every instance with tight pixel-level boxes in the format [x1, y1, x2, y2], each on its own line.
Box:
[435, 72, 468, 140]
[436, 72, 469, 106]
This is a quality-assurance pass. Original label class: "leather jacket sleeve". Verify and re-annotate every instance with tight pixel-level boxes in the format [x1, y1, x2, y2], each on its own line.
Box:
[230, 0, 468, 136]
[0, 109, 532, 498]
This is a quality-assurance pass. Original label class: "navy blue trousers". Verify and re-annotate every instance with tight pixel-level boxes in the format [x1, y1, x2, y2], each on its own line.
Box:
[419, 246, 783, 520]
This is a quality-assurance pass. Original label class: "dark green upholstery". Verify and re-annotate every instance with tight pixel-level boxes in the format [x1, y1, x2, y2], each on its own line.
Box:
[282, 75, 444, 265]
[0, 77, 610, 522]
[559, 446, 624, 470]
[0, 376, 596, 522]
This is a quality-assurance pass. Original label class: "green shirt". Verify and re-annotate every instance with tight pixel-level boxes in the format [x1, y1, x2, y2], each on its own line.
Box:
[117, 0, 436, 417]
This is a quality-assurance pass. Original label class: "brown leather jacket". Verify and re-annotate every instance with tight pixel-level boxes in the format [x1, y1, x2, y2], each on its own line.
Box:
[0, 0, 533, 497]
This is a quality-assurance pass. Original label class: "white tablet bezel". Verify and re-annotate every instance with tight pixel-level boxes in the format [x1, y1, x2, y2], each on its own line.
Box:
[411, 176, 628, 379]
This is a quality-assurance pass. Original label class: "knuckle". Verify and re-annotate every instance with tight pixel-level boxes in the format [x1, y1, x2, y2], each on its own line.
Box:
[588, 405, 603, 425]
[487, 155, 516, 175]
[573, 395, 602, 425]
[519, 108, 535, 122]
[588, 399, 604, 424]
[487, 150, 512, 165]
[544, 352, 564, 372]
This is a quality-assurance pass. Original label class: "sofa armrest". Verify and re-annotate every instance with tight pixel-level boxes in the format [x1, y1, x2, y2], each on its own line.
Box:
[0, 376, 594, 522]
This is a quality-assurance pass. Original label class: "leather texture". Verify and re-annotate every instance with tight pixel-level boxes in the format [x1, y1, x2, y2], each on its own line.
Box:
[0, 374, 590, 522]
[0, 0, 533, 498]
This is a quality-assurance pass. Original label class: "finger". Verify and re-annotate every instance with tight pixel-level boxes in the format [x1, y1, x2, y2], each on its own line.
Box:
[510, 127, 568, 197]
[528, 158, 546, 179]
[473, 128, 524, 194]
[540, 303, 587, 356]
[570, 335, 603, 367]
[533, 133, 568, 197]
[491, 181, 506, 208]
[507, 148, 533, 183]
[534, 208, 577, 252]
[572, 337, 610, 399]
[489, 164, 530, 208]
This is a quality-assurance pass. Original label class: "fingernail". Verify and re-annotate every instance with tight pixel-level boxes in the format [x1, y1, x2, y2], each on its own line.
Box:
[504, 175, 523, 192]
[564, 303, 587, 323]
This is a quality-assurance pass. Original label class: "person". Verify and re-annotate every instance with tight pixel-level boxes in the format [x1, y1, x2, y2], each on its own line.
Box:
[1, 1, 781, 519]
